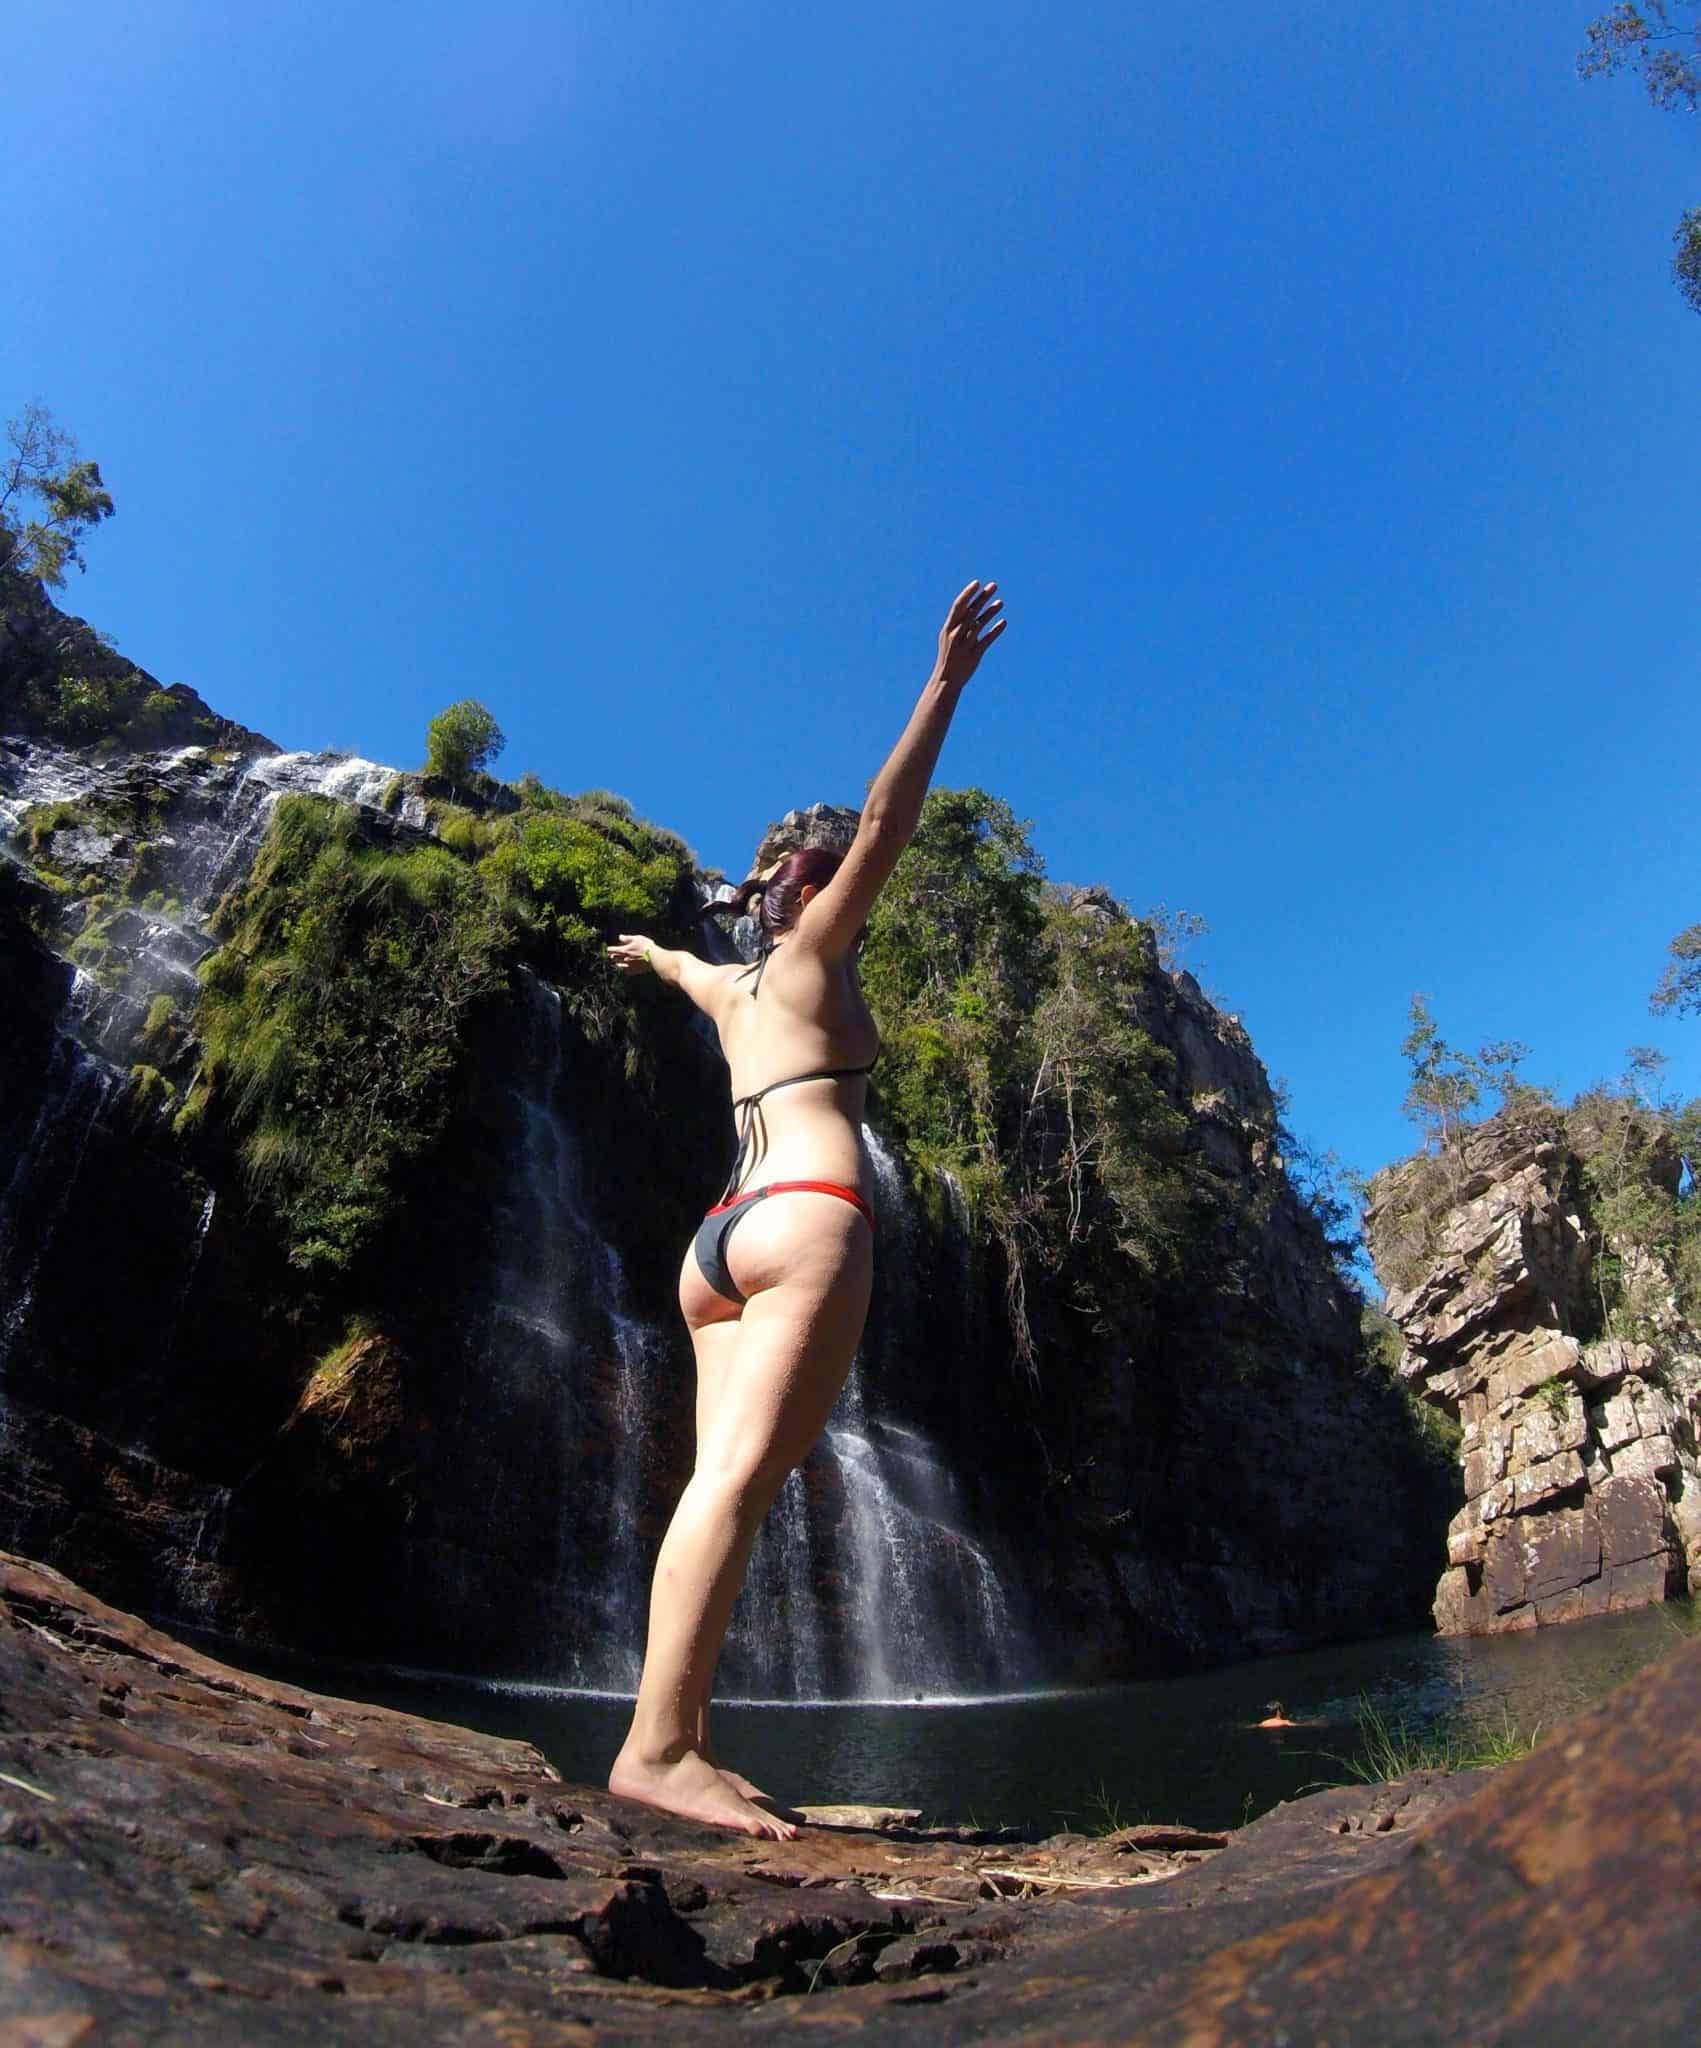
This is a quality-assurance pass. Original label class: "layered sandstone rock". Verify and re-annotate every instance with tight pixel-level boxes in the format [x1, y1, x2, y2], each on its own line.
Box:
[1368, 1113, 1701, 1635]
[4, 1546, 1697, 2044]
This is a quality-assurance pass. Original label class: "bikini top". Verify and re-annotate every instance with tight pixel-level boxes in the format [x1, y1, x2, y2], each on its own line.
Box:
[720, 937, 878, 1201]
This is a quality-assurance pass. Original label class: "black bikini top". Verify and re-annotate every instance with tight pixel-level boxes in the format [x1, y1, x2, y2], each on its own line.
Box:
[720, 936, 878, 1202]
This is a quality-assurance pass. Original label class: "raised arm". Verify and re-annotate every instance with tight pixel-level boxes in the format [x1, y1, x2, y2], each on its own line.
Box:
[797, 580, 1006, 957]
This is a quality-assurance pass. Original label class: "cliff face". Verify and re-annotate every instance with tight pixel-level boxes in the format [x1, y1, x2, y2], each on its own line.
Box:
[1367, 1112, 1701, 1635]
[0, 577, 1451, 1691]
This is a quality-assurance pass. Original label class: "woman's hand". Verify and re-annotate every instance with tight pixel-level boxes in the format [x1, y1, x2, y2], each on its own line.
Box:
[606, 933, 655, 977]
[933, 580, 1006, 690]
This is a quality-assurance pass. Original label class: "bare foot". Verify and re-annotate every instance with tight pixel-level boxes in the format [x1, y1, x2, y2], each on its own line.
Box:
[702, 1748, 768, 1801]
[711, 1759, 806, 1824]
[609, 1745, 799, 1840]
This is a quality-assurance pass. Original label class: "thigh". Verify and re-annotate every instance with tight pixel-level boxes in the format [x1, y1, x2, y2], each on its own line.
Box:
[695, 1203, 874, 1484]
[687, 1315, 743, 1453]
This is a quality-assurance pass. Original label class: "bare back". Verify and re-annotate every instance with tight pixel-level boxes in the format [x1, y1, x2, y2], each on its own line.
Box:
[706, 942, 880, 1197]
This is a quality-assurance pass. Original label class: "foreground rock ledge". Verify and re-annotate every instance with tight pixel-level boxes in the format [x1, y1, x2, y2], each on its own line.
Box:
[1, 1553, 1696, 2044]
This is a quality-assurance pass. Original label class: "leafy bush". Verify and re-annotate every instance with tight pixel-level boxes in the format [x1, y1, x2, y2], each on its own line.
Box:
[483, 807, 685, 957]
[196, 795, 512, 1271]
[861, 789, 1210, 1370]
[424, 698, 505, 786]
[188, 771, 697, 1268]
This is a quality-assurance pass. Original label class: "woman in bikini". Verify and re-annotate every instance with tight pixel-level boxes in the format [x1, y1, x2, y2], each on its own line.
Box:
[603, 579, 1006, 1840]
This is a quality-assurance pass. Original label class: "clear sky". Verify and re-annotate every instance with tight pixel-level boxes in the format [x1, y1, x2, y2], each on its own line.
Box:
[5, 0, 1698, 1187]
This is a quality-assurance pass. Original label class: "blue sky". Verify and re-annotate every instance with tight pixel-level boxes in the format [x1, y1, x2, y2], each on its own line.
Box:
[5, 0, 1698, 1186]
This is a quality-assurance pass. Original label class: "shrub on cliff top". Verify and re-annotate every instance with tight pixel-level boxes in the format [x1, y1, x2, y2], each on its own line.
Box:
[423, 699, 505, 788]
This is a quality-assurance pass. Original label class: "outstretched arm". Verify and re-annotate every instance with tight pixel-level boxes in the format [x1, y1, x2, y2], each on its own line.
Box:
[607, 934, 727, 1018]
[798, 580, 1006, 957]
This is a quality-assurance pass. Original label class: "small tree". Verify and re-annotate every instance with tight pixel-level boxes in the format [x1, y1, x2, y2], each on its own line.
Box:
[0, 403, 115, 586]
[424, 699, 506, 788]
[1399, 994, 1483, 1153]
[1579, 4, 1701, 309]
[1142, 902, 1208, 972]
[1651, 920, 1701, 1018]
[1476, 1037, 1536, 1112]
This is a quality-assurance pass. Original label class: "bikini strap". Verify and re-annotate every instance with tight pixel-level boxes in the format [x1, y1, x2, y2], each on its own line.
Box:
[734, 935, 776, 999]
[719, 1063, 877, 1206]
[730, 1063, 876, 1111]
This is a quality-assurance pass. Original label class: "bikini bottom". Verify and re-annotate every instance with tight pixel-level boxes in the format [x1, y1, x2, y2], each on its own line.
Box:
[691, 1180, 875, 1308]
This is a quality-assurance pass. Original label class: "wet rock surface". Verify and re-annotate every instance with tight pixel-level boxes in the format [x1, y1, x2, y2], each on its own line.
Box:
[5, 1550, 1697, 2043]
[1368, 1113, 1701, 1635]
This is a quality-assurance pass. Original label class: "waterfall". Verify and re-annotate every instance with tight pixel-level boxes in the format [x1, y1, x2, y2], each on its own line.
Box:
[588, 1235, 665, 1694]
[470, 968, 672, 1692]
[721, 1125, 1028, 1701]
[2, 732, 1036, 1701]
[0, 1033, 119, 1374]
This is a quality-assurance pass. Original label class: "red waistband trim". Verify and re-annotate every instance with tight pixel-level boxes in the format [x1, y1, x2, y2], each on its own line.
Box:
[706, 1180, 876, 1228]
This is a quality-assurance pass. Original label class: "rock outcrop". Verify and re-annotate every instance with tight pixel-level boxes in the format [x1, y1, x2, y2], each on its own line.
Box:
[3, 1548, 1697, 2044]
[1368, 1112, 1701, 1635]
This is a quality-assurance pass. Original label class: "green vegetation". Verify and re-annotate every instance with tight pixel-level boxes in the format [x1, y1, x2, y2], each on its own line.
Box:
[193, 796, 514, 1269]
[1079, 1779, 1148, 1836]
[0, 403, 113, 586]
[1534, 1376, 1573, 1422]
[4, 644, 216, 751]
[1372, 1003, 1701, 1343]
[1360, 1304, 1461, 1462]
[1399, 994, 1542, 1152]
[1565, 1055, 1701, 1339]
[860, 790, 1207, 1370]
[125, 1064, 177, 1116]
[1651, 920, 1701, 1019]
[1331, 1696, 1542, 1782]
[189, 767, 695, 1270]
[424, 698, 506, 788]
[21, 799, 87, 853]
[1580, 4, 1701, 310]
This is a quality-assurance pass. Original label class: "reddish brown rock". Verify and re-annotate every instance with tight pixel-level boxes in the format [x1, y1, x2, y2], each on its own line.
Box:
[1367, 1110, 1701, 1635]
[2, 1549, 1696, 2044]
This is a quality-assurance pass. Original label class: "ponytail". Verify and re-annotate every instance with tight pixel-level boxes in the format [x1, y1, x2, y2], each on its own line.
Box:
[701, 847, 845, 942]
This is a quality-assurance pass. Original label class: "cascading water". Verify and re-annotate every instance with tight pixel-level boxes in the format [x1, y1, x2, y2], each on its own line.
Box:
[468, 968, 672, 1692]
[0, 1032, 119, 1374]
[731, 1125, 1029, 1701]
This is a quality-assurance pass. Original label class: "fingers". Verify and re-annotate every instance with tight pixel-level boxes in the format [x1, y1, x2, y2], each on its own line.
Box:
[976, 615, 1007, 650]
[951, 582, 1000, 632]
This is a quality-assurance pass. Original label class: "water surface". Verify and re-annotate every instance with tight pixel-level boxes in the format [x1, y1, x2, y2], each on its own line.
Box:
[174, 1599, 1696, 1833]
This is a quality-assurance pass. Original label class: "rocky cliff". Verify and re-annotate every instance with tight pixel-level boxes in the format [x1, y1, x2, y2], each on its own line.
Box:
[1366, 1110, 1701, 1634]
[0, 569, 1452, 1692]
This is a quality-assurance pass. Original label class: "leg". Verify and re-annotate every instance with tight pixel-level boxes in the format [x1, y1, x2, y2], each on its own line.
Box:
[609, 1200, 872, 1838]
[683, 1315, 745, 1775]
[685, 1316, 802, 1817]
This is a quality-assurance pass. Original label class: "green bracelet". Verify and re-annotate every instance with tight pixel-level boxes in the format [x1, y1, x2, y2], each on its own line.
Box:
[643, 945, 654, 967]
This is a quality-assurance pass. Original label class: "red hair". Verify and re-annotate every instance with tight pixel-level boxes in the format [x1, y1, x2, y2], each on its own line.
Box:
[704, 845, 862, 945]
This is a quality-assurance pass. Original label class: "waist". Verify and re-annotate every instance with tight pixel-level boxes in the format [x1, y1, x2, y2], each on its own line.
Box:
[725, 1113, 870, 1200]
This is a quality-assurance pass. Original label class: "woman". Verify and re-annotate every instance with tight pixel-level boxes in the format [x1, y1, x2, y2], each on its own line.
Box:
[603, 579, 1006, 1839]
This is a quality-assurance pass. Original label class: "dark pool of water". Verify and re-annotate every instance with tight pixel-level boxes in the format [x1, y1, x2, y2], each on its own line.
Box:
[172, 1597, 1697, 1834]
